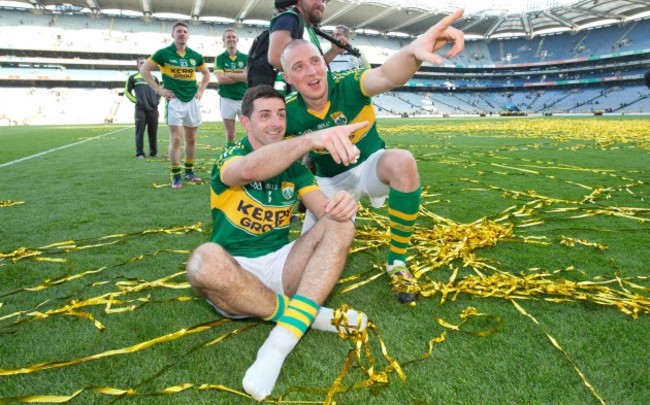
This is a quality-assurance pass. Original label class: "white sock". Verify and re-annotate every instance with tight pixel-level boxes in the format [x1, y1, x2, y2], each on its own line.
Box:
[242, 326, 299, 401]
[311, 307, 368, 334]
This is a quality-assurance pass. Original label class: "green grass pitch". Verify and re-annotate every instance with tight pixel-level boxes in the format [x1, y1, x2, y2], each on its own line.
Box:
[0, 116, 648, 404]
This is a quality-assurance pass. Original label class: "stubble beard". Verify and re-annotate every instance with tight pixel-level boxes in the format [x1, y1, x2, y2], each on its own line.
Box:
[307, 10, 323, 25]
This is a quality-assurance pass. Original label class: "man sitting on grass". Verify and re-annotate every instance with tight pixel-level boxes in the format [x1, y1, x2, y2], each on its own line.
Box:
[186, 85, 368, 401]
[281, 10, 465, 303]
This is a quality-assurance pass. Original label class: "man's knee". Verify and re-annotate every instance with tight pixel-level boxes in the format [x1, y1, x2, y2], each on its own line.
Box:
[184, 129, 197, 143]
[169, 127, 183, 141]
[186, 242, 228, 289]
[381, 149, 420, 188]
[322, 217, 355, 246]
[392, 150, 418, 173]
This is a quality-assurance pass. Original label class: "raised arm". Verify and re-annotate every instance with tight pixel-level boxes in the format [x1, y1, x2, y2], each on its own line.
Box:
[222, 121, 368, 187]
[362, 9, 465, 97]
[323, 42, 344, 64]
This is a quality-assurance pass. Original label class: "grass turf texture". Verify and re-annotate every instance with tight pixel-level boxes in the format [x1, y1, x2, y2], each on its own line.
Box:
[0, 116, 648, 404]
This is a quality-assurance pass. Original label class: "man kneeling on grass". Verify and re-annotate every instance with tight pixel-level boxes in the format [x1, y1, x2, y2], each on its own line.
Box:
[186, 85, 368, 401]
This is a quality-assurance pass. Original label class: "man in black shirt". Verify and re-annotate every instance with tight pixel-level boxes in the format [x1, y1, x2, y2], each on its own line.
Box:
[124, 58, 161, 158]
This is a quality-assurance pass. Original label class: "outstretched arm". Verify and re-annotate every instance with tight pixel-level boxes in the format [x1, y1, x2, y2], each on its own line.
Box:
[222, 121, 368, 187]
[362, 9, 465, 97]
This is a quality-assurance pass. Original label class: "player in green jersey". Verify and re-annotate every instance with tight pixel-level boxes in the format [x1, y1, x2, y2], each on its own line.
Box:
[214, 29, 248, 147]
[281, 10, 466, 303]
[141, 22, 211, 189]
[186, 85, 369, 401]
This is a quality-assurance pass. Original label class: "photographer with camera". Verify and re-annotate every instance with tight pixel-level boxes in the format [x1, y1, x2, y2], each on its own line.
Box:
[248, 0, 346, 90]
[329, 25, 370, 72]
[268, 0, 342, 72]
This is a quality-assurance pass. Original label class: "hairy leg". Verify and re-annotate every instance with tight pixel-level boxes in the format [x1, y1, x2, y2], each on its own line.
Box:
[183, 126, 198, 162]
[243, 217, 355, 400]
[168, 125, 183, 166]
[186, 242, 277, 318]
[223, 119, 236, 144]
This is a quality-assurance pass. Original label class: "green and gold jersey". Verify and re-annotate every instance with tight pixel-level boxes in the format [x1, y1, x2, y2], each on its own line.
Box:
[210, 137, 319, 258]
[285, 69, 385, 178]
[149, 44, 206, 102]
[215, 50, 248, 100]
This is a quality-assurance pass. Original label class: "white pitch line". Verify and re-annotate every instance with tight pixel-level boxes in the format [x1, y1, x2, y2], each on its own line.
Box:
[0, 127, 130, 168]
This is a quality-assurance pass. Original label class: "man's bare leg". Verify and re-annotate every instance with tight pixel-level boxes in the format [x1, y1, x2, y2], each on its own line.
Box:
[242, 216, 355, 401]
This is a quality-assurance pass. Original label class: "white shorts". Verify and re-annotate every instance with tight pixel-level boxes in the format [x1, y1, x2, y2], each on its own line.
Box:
[220, 97, 242, 120]
[166, 97, 202, 127]
[302, 149, 389, 232]
[207, 241, 295, 319]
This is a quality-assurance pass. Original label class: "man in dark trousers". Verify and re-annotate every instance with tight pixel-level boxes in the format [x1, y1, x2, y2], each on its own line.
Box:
[124, 57, 160, 159]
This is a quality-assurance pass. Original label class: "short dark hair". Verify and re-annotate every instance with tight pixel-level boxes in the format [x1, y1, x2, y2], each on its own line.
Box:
[172, 22, 188, 33]
[241, 85, 285, 118]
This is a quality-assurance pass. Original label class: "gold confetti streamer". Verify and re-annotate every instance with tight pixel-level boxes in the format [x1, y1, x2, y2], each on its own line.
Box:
[23, 267, 108, 292]
[560, 236, 608, 250]
[2, 118, 649, 403]
[0, 382, 317, 404]
[416, 272, 650, 319]
[1, 272, 191, 327]
[511, 300, 606, 405]
[0, 224, 202, 264]
[350, 203, 649, 318]
[0, 200, 25, 208]
[0, 319, 231, 376]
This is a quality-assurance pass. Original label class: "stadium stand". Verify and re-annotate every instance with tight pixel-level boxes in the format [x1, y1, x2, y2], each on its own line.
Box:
[0, 7, 648, 124]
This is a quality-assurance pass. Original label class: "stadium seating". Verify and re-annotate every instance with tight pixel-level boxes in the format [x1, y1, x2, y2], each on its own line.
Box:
[1, 8, 648, 124]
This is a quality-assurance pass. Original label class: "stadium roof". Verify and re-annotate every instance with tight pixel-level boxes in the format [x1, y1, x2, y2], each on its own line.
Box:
[7, 0, 650, 39]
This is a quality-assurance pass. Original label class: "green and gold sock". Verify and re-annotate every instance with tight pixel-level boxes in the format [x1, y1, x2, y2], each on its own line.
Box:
[184, 159, 194, 174]
[387, 186, 421, 264]
[276, 294, 319, 339]
[264, 293, 367, 333]
[263, 294, 289, 323]
[170, 165, 182, 178]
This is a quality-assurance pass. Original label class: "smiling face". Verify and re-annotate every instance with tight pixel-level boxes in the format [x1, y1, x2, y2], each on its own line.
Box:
[222, 29, 238, 51]
[242, 97, 287, 149]
[281, 40, 329, 108]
